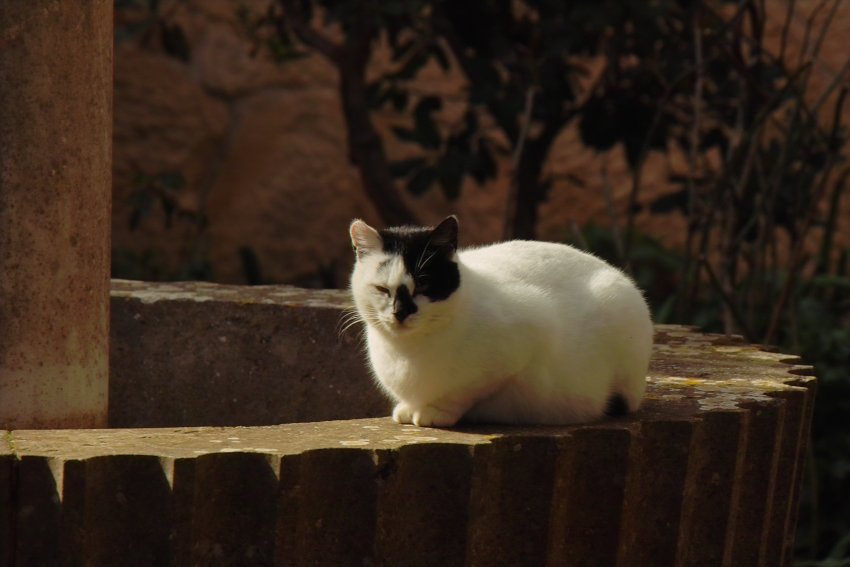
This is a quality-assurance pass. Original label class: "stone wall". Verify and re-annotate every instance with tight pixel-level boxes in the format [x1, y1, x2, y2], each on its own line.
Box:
[0, 282, 815, 567]
[112, 0, 850, 286]
[108, 279, 388, 428]
[1, 282, 816, 565]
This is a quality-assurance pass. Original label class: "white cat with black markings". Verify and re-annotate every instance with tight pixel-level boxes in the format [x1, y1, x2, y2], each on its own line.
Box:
[348, 215, 653, 427]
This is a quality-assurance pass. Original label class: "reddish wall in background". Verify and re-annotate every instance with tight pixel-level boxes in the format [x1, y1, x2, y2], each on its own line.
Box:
[112, 0, 850, 286]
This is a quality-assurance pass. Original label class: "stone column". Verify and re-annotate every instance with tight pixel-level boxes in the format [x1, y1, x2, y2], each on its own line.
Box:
[0, 1, 112, 428]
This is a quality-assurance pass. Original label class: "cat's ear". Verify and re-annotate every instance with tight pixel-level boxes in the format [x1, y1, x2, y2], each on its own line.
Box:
[350, 219, 383, 259]
[431, 215, 459, 251]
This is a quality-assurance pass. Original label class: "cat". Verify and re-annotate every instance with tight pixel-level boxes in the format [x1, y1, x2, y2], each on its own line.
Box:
[348, 215, 653, 427]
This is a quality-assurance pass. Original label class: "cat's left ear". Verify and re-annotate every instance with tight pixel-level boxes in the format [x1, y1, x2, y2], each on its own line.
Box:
[431, 215, 459, 251]
[350, 219, 382, 259]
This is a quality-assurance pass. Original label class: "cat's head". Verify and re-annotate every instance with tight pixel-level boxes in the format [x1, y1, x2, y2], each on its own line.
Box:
[349, 216, 461, 335]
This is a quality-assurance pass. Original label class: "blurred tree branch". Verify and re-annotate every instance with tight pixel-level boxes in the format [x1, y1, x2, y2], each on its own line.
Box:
[277, 0, 420, 227]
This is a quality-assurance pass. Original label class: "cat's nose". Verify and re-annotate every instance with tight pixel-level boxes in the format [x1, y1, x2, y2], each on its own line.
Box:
[393, 285, 417, 323]
[393, 310, 410, 323]
[393, 301, 416, 323]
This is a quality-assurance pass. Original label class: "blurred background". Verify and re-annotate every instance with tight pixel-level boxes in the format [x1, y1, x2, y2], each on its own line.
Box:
[112, 0, 849, 563]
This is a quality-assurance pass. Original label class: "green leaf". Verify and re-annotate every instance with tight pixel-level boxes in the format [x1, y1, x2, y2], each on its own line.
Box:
[391, 89, 409, 112]
[389, 157, 427, 178]
[431, 43, 451, 72]
[390, 38, 416, 63]
[391, 126, 419, 144]
[438, 148, 466, 200]
[470, 140, 497, 184]
[415, 95, 442, 114]
[128, 191, 153, 231]
[388, 50, 430, 80]
[367, 82, 407, 110]
[161, 23, 190, 62]
[653, 296, 676, 324]
[412, 96, 443, 149]
[810, 275, 850, 291]
[366, 81, 387, 108]
[406, 165, 438, 196]
[158, 171, 184, 189]
[265, 33, 309, 65]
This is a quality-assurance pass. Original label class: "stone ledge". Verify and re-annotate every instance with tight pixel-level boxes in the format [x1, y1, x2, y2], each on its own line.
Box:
[110, 279, 353, 309]
[3, 321, 816, 566]
[109, 279, 388, 428]
[108, 280, 816, 430]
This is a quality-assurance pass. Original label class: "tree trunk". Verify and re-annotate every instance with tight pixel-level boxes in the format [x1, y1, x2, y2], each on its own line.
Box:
[503, 126, 563, 240]
[505, 156, 543, 240]
[279, 0, 418, 228]
[338, 61, 419, 227]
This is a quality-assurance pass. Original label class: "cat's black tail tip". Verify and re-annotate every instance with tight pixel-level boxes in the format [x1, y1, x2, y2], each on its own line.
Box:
[604, 393, 629, 417]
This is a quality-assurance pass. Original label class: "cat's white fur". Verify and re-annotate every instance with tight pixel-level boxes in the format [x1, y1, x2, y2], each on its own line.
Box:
[349, 218, 653, 427]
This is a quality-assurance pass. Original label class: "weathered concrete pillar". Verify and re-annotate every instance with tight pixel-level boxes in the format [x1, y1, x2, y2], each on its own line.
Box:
[0, 1, 112, 428]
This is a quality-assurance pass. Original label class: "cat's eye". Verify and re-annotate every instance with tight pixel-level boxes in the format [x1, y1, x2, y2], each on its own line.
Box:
[374, 285, 391, 296]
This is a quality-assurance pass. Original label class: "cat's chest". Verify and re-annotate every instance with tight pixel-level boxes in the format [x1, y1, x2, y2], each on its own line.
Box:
[366, 330, 454, 379]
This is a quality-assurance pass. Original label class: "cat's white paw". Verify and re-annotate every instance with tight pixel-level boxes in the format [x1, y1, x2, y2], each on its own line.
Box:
[392, 403, 459, 427]
[412, 405, 460, 428]
[392, 403, 414, 424]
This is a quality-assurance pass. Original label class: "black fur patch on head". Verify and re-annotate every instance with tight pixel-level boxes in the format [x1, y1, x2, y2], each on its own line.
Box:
[379, 218, 460, 302]
[604, 393, 629, 417]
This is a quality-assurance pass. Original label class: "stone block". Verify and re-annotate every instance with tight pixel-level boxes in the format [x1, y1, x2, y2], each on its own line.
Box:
[164, 457, 200, 566]
[546, 426, 633, 567]
[467, 435, 559, 566]
[763, 389, 810, 565]
[781, 375, 818, 566]
[276, 448, 378, 566]
[10, 456, 62, 567]
[61, 456, 174, 566]
[186, 452, 280, 566]
[726, 399, 786, 565]
[617, 418, 696, 565]
[374, 443, 475, 567]
[109, 280, 389, 427]
[675, 411, 745, 566]
[0, 434, 13, 567]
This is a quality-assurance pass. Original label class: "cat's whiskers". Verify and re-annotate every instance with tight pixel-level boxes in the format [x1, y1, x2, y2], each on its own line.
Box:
[416, 248, 439, 276]
[338, 306, 367, 338]
[413, 234, 434, 275]
[338, 316, 362, 337]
